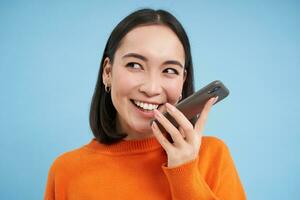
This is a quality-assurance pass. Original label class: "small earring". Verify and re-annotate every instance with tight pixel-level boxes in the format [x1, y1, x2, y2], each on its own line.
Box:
[105, 84, 111, 93]
[179, 94, 182, 101]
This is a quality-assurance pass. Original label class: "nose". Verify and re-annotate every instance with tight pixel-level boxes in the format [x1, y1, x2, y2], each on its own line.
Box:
[139, 75, 163, 97]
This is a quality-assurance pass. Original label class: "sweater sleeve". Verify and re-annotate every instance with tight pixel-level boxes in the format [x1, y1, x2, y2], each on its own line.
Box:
[161, 138, 246, 200]
[44, 162, 56, 200]
[44, 153, 70, 200]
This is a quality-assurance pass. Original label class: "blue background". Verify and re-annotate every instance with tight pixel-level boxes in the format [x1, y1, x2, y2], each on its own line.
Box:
[1, 1, 299, 199]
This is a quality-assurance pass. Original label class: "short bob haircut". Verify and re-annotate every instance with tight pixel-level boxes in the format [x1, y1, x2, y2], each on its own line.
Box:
[89, 8, 196, 144]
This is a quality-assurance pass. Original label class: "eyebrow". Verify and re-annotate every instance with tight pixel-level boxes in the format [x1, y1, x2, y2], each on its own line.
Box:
[122, 53, 184, 68]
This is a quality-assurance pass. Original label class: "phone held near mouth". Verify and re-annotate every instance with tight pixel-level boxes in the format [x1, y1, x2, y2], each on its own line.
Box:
[150, 80, 230, 138]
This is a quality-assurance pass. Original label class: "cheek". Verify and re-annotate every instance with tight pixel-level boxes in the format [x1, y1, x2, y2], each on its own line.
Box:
[111, 67, 139, 99]
[163, 79, 184, 104]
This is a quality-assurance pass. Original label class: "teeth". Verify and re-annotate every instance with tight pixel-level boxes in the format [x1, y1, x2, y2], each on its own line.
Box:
[133, 100, 159, 110]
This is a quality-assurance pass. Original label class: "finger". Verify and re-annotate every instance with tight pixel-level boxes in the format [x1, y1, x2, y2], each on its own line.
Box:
[194, 97, 217, 134]
[179, 127, 186, 139]
[153, 109, 185, 146]
[194, 96, 218, 134]
[151, 121, 173, 150]
[165, 103, 194, 142]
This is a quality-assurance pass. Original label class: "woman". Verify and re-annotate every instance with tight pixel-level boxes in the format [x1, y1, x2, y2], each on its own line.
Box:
[44, 8, 246, 200]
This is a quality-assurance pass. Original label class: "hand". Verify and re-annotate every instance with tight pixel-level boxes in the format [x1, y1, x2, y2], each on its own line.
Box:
[151, 96, 218, 168]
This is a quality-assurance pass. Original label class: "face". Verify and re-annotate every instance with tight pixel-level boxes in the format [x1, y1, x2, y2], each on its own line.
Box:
[102, 25, 186, 140]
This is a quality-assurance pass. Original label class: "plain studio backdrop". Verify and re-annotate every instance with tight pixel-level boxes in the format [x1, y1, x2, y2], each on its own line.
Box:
[0, 1, 299, 199]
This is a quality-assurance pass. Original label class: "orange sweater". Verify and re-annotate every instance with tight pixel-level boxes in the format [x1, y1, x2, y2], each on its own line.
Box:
[44, 136, 246, 200]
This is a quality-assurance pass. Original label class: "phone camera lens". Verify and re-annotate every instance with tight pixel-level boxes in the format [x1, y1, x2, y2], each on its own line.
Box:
[213, 86, 220, 92]
[208, 86, 221, 94]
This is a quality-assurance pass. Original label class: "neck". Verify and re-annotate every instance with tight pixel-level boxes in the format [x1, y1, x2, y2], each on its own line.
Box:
[124, 132, 155, 140]
[116, 117, 155, 141]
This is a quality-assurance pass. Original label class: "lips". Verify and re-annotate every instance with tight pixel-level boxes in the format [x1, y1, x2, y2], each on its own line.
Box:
[130, 99, 163, 112]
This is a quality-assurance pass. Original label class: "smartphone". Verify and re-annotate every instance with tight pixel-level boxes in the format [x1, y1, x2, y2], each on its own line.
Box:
[150, 80, 230, 135]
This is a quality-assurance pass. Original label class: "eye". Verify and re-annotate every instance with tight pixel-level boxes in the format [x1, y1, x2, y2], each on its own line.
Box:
[126, 62, 142, 69]
[164, 68, 179, 75]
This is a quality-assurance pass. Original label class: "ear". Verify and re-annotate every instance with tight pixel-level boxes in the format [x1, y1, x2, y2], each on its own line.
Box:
[102, 57, 112, 86]
[183, 69, 187, 82]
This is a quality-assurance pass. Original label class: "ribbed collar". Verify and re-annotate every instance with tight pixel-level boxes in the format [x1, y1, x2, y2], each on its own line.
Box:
[84, 136, 163, 155]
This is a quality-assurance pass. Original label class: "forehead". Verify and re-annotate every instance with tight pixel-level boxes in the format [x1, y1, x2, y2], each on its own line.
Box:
[116, 25, 185, 63]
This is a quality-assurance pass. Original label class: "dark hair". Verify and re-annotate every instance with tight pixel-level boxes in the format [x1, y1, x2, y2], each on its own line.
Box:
[89, 8, 195, 144]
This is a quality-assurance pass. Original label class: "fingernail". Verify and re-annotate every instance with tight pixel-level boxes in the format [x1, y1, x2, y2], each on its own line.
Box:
[213, 96, 219, 104]
[166, 103, 175, 112]
[154, 109, 162, 118]
[151, 121, 157, 129]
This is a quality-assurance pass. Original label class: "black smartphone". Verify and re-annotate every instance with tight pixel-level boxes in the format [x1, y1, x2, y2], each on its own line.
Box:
[150, 80, 230, 135]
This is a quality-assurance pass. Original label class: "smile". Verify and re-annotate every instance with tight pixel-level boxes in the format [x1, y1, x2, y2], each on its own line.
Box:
[130, 99, 162, 111]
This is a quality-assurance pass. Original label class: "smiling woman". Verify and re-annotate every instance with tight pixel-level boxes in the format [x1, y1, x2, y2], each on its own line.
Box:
[44, 8, 246, 200]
